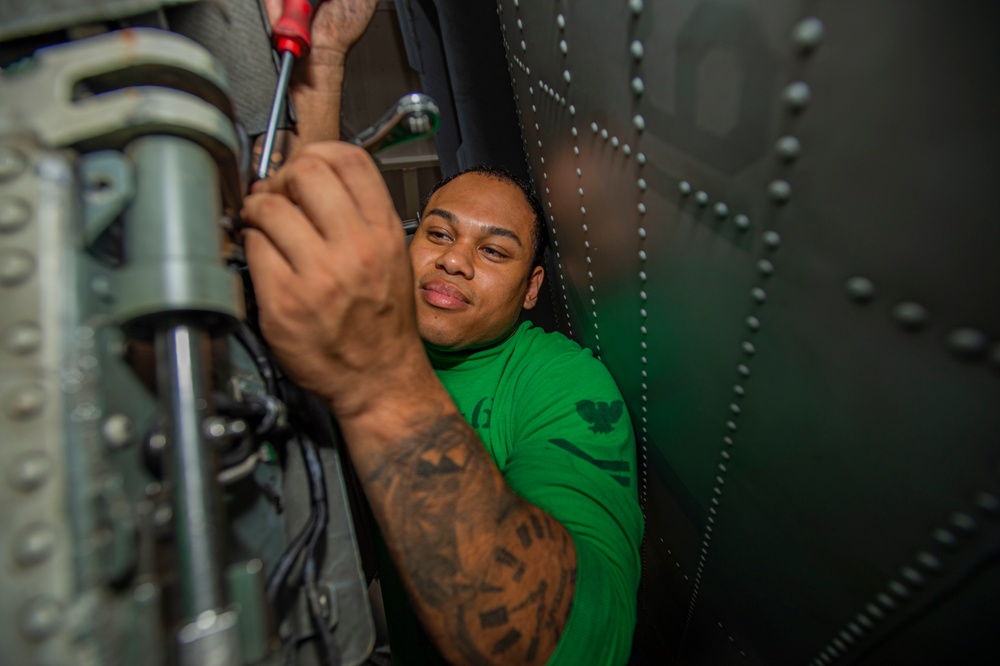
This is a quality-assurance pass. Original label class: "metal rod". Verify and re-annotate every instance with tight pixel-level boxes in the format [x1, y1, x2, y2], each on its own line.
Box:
[258, 50, 295, 180]
[157, 324, 225, 619]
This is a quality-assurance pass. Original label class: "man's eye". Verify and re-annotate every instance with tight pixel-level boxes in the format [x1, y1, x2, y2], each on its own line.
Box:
[483, 247, 507, 259]
[428, 230, 450, 241]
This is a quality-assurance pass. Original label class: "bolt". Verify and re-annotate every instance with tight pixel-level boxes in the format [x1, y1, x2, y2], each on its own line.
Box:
[7, 452, 51, 492]
[19, 596, 63, 642]
[103, 413, 134, 449]
[0, 248, 35, 286]
[0, 196, 31, 233]
[0, 146, 28, 181]
[14, 523, 56, 567]
[3, 321, 42, 355]
[6, 384, 45, 419]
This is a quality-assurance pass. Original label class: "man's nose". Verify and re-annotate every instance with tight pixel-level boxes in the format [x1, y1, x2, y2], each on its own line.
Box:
[435, 245, 474, 278]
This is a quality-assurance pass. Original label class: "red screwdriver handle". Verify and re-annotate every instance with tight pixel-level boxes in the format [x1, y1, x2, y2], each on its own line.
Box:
[272, 0, 321, 58]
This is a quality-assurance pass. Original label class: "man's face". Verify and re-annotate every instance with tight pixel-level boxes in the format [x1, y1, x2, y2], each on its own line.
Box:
[409, 173, 544, 350]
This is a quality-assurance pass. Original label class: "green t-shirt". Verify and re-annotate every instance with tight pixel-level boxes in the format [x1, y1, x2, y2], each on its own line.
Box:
[380, 321, 643, 665]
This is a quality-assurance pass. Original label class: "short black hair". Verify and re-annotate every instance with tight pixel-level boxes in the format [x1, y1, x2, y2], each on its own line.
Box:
[419, 165, 549, 272]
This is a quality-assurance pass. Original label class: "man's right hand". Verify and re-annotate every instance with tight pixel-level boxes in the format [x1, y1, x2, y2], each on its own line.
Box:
[241, 141, 435, 420]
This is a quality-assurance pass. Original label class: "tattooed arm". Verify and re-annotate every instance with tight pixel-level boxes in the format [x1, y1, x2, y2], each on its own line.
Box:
[242, 142, 577, 664]
[342, 395, 578, 665]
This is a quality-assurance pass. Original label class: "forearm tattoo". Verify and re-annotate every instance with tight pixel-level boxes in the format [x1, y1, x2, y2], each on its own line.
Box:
[364, 413, 577, 664]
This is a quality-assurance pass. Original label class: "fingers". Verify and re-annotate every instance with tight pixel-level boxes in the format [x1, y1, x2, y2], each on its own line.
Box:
[242, 191, 324, 271]
[242, 228, 294, 307]
[256, 142, 400, 238]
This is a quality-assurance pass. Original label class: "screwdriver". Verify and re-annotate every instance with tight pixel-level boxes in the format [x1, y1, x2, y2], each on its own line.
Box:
[257, 0, 322, 180]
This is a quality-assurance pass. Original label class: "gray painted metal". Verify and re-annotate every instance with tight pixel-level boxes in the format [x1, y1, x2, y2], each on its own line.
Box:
[496, 0, 1000, 663]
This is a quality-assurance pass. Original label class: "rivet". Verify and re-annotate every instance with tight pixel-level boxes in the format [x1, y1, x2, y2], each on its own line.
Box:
[520, 40, 526, 51]
[574, 146, 580, 155]
[630, 40, 645, 60]
[900, 566, 924, 586]
[0, 146, 28, 181]
[103, 413, 134, 449]
[763, 230, 782, 249]
[729, 403, 741, 415]
[19, 596, 63, 642]
[714, 202, 729, 218]
[865, 603, 884, 620]
[775, 135, 802, 162]
[783, 81, 812, 111]
[856, 613, 874, 629]
[845, 276, 876, 303]
[569, 104, 576, 115]
[517, 19, 523, 30]
[633, 115, 646, 131]
[721, 450, 731, 460]
[840, 630, 856, 646]
[637, 152, 647, 165]
[640, 290, 647, 300]
[578, 187, 584, 196]
[638, 203, 647, 215]
[3, 321, 42, 355]
[623, 144, 632, 155]
[631, 77, 646, 95]
[563, 70, 572, 83]
[751, 288, 767, 303]
[974, 491, 1000, 517]
[640, 308, 648, 317]
[695, 191, 709, 206]
[0, 248, 36, 286]
[738, 364, 750, 378]
[933, 528, 958, 549]
[6, 384, 45, 419]
[757, 259, 775, 276]
[916, 551, 943, 573]
[0, 197, 31, 233]
[768, 180, 792, 203]
[612, 137, 620, 148]
[888, 580, 910, 599]
[877, 593, 897, 611]
[792, 17, 825, 51]
[560, 40, 568, 55]
[947, 328, 988, 358]
[629, 0, 644, 14]
[679, 181, 692, 196]
[892, 302, 929, 330]
[601, 128, 609, 140]
[950, 511, 979, 534]
[832, 638, 847, 652]
[14, 523, 56, 567]
[637, 178, 647, 191]
[638, 227, 647, 239]
[591, 122, 599, 133]
[557, 14, 565, 29]
[733, 384, 745, 396]
[581, 206, 586, 215]
[572, 127, 578, 137]
[7, 452, 52, 492]
[746, 316, 761, 331]
[733, 214, 750, 231]
[742, 342, 756, 356]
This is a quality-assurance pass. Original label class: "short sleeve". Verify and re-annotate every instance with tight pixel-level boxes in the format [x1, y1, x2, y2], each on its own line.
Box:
[500, 348, 644, 665]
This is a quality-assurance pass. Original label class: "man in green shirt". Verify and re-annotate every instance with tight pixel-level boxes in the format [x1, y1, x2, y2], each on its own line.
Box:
[246, 3, 642, 663]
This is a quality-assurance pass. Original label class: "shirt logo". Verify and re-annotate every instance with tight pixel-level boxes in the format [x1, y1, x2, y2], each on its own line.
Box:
[471, 396, 493, 429]
[575, 399, 624, 434]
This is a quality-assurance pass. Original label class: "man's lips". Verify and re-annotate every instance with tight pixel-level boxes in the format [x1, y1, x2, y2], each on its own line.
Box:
[420, 279, 471, 310]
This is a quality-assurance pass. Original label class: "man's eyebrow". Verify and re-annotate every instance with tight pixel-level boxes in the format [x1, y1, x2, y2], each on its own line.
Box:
[424, 207, 524, 247]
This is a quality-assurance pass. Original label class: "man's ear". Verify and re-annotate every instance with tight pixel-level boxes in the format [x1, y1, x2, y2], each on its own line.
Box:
[522, 265, 545, 310]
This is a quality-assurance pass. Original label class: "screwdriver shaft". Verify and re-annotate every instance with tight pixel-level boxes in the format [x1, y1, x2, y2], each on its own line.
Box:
[258, 50, 296, 180]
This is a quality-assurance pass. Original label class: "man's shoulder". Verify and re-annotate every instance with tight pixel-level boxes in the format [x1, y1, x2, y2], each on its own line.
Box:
[510, 322, 612, 382]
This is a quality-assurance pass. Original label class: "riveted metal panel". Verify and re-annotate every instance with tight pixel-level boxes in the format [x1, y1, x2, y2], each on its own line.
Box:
[496, 0, 1000, 663]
